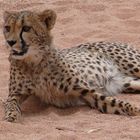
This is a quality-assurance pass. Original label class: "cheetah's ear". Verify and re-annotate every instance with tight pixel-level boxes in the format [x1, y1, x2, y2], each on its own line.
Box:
[39, 9, 57, 30]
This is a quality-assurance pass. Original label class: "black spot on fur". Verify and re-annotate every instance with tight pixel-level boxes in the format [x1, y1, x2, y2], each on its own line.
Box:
[95, 74, 100, 81]
[72, 65, 76, 69]
[130, 70, 134, 74]
[81, 60, 85, 63]
[132, 61, 136, 64]
[107, 49, 112, 52]
[128, 52, 133, 56]
[70, 70, 74, 73]
[81, 89, 89, 96]
[59, 84, 64, 90]
[94, 99, 98, 108]
[123, 67, 128, 70]
[12, 87, 16, 91]
[27, 88, 31, 93]
[90, 89, 95, 93]
[97, 67, 102, 72]
[117, 56, 122, 59]
[51, 76, 55, 80]
[114, 110, 120, 115]
[128, 64, 134, 68]
[88, 54, 92, 58]
[18, 83, 22, 88]
[121, 109, 125, 113]
[119, 101, 123, 107]
[75, 78, 79, 84]
[124, 83, 131, 88]
[115, 49, 120, 52]
[85, 57, 90, 61]
[44, 77, 48, 82]
[64, 86, 68, 93]
[120, 53, 126, 55]
[103, 66, 107, 72]
[111, 99, 116, 107]
[130, 107, 133, 111]
[126, 107, 129, 112]
[66, 78, 71, 82]
[53, 82, 57, 86]
[129, 57, 134, 60]
[83, 82, 88, 86]
[134, 78, 139, 81]
[96, 61, 100, 65]
[123, 59, 128, 62]
[125, 102, 129, 106]
[80, 70, 84, 73]
[88, 70, 92, 74]
[89, 65, 95, 69]
[88, 47, 92, 50]
[134, 68, 139, 73]
[100, 95, 106, 101]
[89, 80, 94, 86]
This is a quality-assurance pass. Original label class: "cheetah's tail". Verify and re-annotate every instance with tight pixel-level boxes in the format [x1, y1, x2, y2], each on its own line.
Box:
[82, 91, 140, 116]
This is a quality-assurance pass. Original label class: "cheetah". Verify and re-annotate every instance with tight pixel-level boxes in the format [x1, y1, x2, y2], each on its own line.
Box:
[2, 9, 140, 122]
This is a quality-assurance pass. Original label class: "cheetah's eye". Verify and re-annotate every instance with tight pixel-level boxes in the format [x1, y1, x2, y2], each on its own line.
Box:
[4, 26, 10, 32]
[22, 26, 31, 32]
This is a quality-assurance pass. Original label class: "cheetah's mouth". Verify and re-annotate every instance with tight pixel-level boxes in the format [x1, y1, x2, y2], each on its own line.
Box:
[12, 47, 28, 56]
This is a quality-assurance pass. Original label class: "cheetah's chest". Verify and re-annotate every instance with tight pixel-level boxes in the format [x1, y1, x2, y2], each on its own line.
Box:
[33, 72, 82, 107]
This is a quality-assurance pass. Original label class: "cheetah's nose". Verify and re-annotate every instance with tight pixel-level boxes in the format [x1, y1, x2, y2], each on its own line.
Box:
[7, 40, 17, 47]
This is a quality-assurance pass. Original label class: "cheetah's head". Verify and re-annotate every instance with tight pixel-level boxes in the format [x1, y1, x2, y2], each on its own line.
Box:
[3, 10, 56, 60]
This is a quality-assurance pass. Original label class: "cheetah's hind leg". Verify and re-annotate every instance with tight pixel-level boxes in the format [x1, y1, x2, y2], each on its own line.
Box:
[123, 77, 140, 94]
[80, 90, 140, 115]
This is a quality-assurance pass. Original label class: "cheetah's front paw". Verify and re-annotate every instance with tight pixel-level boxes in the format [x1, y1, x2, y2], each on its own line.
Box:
[5, 110, 21, 122]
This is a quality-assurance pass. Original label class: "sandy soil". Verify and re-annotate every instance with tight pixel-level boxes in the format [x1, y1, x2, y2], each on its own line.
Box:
[0, 0, 140, 139]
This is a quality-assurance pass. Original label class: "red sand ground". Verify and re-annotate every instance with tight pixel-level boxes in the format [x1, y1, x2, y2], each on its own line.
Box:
[0, 0, 140, 139]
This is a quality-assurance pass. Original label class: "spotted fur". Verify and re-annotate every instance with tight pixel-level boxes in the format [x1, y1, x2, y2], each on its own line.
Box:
[3, 9, 140, 122]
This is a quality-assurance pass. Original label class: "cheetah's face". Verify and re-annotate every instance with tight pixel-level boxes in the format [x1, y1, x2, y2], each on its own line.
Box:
[3, 10, 56, 60]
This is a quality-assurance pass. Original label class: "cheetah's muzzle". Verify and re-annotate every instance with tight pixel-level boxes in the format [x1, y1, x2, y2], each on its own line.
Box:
[12, 47, 28, 56]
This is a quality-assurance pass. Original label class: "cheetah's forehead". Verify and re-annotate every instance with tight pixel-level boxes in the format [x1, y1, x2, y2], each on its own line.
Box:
[3, 11, 37, 26]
